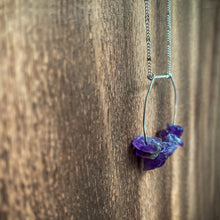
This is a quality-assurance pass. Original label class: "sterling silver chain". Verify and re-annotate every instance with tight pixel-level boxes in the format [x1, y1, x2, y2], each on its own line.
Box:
[144, 0, 172, 79]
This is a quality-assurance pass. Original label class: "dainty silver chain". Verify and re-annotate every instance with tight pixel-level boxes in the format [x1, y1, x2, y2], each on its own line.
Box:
[144, 0, 153, 78]
[144, 0, 172, 79]
[167, 0, 171, 74]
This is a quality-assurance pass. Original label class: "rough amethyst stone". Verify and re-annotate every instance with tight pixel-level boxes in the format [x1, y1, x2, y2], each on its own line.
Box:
[143, 153, 166, 170]
[143, 142, 177, 170]
[158, 129, 184, 147]
[166, 133, 184, 146]
[167, 124, 183, 138]
[133, 124, 184, 171]
[161, 142, 178, 157]
[157, 129, 169, 138]
[135, 149, 160, 159]
[132, 135, 162, 154]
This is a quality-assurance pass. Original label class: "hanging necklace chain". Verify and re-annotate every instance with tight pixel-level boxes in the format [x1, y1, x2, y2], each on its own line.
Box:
[144, 0, 152, 78]
[144, 0, 172, 79]
[167, 0, 171, 74]
[143, 0, 178, 142]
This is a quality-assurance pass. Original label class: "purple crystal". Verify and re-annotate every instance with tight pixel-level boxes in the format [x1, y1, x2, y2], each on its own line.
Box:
[157, 129, 169, 138]
[161, 142, 178, 157]
[143, 142, 177, 170]
[133, 124, 184, 171]
[162, 133, 184, 147]
[167, 124, 183, 138]
[143, 153, 166, 170]
[136, 149, 161, 159]
[132, 135, 162, 154]
[158, 129, 184, 147]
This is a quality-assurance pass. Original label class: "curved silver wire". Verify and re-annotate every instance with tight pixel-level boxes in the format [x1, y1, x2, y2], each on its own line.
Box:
[143, 77, 155, 143]
[170, 75, 177, 124]
[143, 74, 177, 143]
[143, 0, 176, 143]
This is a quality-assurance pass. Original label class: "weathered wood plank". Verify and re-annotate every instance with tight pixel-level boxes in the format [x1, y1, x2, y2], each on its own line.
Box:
[0, 0, 219, 220]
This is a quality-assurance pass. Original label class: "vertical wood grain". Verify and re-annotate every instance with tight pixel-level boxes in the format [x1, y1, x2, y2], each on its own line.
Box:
[0, 0, 219, 220]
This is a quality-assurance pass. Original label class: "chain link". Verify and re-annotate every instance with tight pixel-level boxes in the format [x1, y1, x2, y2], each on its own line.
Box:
[144, 0, 153, 79]
[167, 0, 171, 74]
[144, 0, 172, 79]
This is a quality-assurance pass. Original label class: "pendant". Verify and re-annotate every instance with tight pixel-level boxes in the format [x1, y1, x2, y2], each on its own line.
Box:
[132, 74, 184, 171]
[132, 124, 184, 171]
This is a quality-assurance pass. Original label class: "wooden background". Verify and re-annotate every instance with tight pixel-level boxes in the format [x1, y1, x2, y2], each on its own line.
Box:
[0, 0, 219, 219]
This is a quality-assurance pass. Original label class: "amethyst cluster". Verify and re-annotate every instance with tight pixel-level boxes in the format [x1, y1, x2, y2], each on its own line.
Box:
[132, 124, 184, 171]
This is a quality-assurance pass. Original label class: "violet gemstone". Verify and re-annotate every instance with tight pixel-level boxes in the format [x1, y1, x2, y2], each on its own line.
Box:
[161, 142, 178, 157]
[167, 124, 183, 138]
[143, 153, 166, 170]
[143, 142, 177, 170]
[132, 135, 162, 154]
[133, 124, 184, 171]
[136, 149, 161, 159]
[157, 129, 169, 138]
[158, 129, 184, 147]
[162, 133, 184, 147]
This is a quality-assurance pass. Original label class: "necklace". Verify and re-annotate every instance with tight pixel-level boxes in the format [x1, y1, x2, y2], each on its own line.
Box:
[131, 0, 184, 171]
[145, 0, 172, 79]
